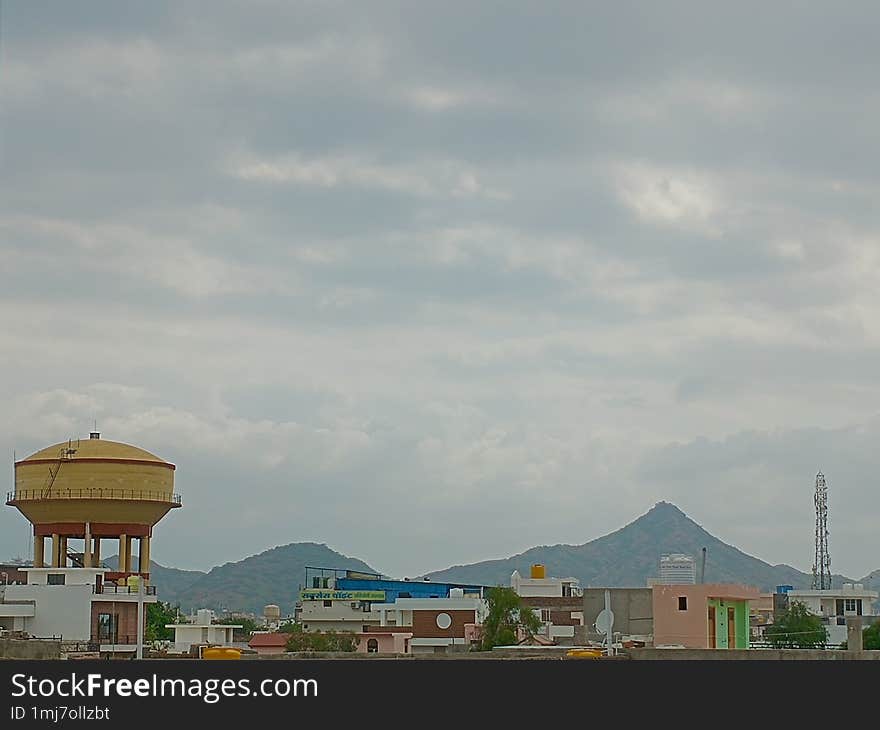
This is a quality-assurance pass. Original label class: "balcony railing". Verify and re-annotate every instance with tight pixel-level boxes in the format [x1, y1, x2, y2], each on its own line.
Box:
[7, 489, 181, 506]
[96, 584, 157, 596]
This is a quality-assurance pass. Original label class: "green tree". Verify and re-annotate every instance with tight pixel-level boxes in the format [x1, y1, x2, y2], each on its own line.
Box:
[480, 587, 543, 651]
[277, 621, 300, 633]
[841, 620, 880, 650]
[863, 620, 880, 650]
[145, 601, 179, 642]
[285, 628, 355, 652]
[765, 600, 828, 649]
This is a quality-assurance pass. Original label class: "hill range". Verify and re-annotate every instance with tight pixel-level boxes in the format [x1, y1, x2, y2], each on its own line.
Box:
[109, 501, 879, 614]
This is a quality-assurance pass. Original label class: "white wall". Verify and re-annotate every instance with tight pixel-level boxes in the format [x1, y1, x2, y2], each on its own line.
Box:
[170, 625, 235, 652]
[4, 584, 93, 641]
[24, 568, 104, 586]
[299, 600, 380, 631]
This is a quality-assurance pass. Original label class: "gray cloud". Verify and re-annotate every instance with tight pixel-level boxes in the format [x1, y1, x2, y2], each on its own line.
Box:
[2, 2, 880, 580]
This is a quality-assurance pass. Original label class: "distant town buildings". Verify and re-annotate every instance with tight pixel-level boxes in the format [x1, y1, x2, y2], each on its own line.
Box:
[656, 554, 697, 585]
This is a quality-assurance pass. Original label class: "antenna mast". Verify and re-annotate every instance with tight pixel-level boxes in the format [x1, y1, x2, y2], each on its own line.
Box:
[811, 471, 831, 590]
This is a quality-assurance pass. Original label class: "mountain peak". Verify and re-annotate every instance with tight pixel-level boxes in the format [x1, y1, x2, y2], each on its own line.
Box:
[648, 500, 686, 516]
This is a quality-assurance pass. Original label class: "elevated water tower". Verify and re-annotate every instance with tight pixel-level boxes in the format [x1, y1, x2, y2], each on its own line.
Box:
[6, 432, 181, 583]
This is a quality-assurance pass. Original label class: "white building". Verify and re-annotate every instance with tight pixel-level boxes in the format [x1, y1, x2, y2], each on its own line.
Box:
[0, 566, 157, 655]
[510, 566, 582, 598]
[657, 554, 697, 585]
[510, 566, 584, 643]
[297, 590, 383, 633]
[165, 609, 241, 653]
[785, 583, 879, 645]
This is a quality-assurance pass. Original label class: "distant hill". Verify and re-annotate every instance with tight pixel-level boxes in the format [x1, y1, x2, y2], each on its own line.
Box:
[860, 569, 880, 593]
[422, 501, 856, 591]
[141, 542, 379, 614]
[103, 555, 206, 601]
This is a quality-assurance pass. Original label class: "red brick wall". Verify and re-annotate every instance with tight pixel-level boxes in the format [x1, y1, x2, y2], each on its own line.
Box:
[411, 609, 476, 639]
[90, 602, 143, 644]
[549, 610, 579, 626]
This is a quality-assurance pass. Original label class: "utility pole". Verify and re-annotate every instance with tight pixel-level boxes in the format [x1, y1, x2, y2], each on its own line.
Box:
[136, 577, 145, 659]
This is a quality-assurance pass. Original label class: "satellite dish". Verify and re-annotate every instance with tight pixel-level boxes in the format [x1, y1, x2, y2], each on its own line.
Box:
[595, 608, 614, 635]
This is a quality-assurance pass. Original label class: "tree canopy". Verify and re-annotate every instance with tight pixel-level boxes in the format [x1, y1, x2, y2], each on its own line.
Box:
[480, 586, 542, 650]
[283, 624, 356, 652]
[145, 601, 179, 642]
[764, 600, 827, 649]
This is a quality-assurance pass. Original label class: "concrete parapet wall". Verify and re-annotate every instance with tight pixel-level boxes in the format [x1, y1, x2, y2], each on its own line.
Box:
[627, 648, 880, 660]
[0, 638, 62, 660]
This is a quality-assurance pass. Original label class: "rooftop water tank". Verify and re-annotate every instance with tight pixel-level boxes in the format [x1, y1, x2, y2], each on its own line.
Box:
[530, 564, 546, 579]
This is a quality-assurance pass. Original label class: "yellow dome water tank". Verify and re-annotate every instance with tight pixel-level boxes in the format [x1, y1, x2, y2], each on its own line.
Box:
[7, 433, 181, 574]
[530, 564, 546, 579]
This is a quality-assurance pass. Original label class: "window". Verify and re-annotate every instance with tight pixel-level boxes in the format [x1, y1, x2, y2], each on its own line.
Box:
[678, 597, 688, 611]
[97, 613, 117, 642]
[47, 574, 65, 585]
[541, 609, 551, 622]
[361, 601, 372, 613]
[367, 638, 378, 653]
[323, 600, 332, 607]
[844, 599, 857, 612]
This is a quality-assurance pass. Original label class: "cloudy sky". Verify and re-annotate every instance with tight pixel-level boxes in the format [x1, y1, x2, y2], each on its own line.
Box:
[1, 2, 879, 579]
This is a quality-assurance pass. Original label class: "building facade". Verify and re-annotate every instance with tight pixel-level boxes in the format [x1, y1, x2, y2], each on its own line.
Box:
[368, 593, 487, 654]
[511, 565, 584, 643]
[652, 583, 759, 649]
[165, 609, 240, 653]
[0, 566, 157, 655]
[784, 583, 879, 645]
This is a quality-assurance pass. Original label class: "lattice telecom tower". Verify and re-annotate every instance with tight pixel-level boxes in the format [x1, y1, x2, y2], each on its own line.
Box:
[811, 471, 832, 590]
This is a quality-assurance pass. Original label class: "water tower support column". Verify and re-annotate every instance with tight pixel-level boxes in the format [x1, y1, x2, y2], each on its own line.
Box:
[51, 533, 61, 568]
[83, 522, 92, 568]
[93, 537, 101, 566]
[33, 534, 45, 568]
[139, 535, 150, 575]
[119, 534, 131, 573]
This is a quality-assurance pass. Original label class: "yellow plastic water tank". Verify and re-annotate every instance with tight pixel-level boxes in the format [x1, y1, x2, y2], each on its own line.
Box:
[530, 563, 546, 579]
[202, 647, 241, 660]
[566, 648, 603, 659]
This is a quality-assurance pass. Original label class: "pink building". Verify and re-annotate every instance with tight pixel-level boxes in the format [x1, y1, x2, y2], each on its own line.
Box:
[355, 631, 413, 654]
[248, 632, 289, 655]
[653, 583, 760, 649]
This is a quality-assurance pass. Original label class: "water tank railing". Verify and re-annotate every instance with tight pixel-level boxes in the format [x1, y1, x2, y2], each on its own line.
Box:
[6, 489, 182, 506]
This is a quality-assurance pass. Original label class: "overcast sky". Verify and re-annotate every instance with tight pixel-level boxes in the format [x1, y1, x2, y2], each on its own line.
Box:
[1, 2, 879, 579]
